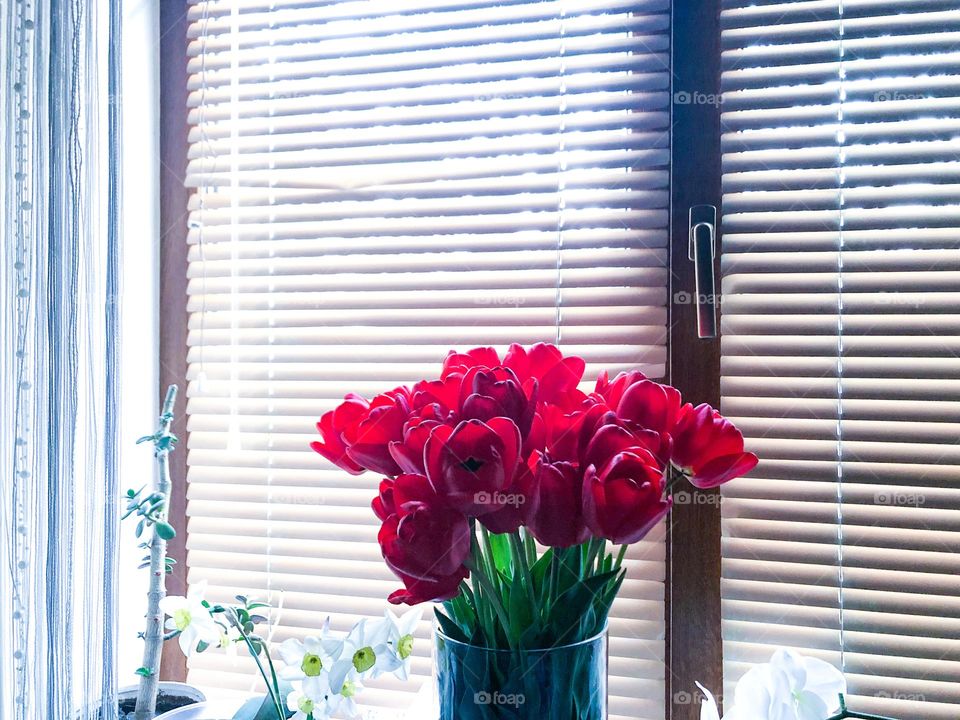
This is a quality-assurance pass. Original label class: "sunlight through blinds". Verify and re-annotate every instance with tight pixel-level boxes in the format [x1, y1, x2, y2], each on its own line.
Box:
[182, 2, 671, 717]
[718, 1, 960, 718]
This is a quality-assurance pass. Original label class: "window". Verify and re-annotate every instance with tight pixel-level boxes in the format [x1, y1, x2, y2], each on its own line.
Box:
[719, 1, 960, 717]
[160, 1, 960, 718]
[180, 1, 672, 716]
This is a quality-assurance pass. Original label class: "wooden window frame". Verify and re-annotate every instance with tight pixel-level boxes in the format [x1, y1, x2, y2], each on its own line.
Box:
[665, 0, 724, 718]
[156, 0, 727, 709]
[159, 0, 191, 684]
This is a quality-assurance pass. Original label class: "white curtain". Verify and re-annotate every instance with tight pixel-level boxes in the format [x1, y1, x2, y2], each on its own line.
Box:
[1, 1, 122, 718]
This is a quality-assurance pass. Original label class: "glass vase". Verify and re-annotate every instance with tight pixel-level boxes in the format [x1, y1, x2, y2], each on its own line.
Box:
[435, 626, 608, 720]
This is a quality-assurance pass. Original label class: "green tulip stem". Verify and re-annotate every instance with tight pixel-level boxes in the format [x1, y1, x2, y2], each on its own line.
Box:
[520, 527, 537, 566]
[509, 532, 539, 623]
[465, 551, 512, 642]
[614, 544, 629, 571]
[479, 526, 502, 596]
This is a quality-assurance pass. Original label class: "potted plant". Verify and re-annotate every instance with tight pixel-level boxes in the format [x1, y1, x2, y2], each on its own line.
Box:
[119, 385, 206, 718]
[311, 343, 759, 719]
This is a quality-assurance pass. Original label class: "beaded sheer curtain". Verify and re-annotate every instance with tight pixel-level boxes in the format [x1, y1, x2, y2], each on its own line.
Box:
[0, 1, 122, 718]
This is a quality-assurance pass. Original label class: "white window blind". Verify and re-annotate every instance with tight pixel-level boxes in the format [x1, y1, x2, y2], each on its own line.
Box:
[182, 2, 671, 717]
[719, 1, 960, 718]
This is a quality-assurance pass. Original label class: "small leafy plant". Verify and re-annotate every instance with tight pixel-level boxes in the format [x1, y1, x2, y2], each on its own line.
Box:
[122, 385, 180, 720]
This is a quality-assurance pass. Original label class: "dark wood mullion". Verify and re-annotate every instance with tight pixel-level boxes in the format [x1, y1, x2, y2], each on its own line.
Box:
[159, 0, 191, 684]
[665, 0, 724, 717]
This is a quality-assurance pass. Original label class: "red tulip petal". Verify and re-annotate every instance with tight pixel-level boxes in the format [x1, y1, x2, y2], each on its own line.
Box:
[689, 452, 758, 488]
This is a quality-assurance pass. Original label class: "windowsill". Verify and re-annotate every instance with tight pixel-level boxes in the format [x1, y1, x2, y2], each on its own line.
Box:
[193, 681, 438, 719]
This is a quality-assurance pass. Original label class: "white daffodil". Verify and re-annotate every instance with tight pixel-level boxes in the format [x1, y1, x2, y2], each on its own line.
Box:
[159, 584, 220, 657]
[328, 616, 401, 692]
[325, 676, 363, 719]
[384, 607, 422, 681]
[278, 619, 344, 696]
[286, 675, 362, 720]
[287, 683, 330, 720]
[697, 648, 846, 720]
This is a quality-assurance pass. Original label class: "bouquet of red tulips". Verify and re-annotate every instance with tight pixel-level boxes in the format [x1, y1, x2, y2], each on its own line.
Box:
[312, 344, 757, 657]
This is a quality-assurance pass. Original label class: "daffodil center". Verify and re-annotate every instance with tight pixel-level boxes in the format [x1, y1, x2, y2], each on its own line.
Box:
[297, 696, 314, 714]
[341, 679, 357, 699]
[172, 608, 192, 632]
[353, 646, 376, 673]
[301, 653, 323, 677]
[397, 633, 414, 660]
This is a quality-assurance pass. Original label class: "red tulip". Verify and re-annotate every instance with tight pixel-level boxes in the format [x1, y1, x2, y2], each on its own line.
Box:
[503, 343, 586, 406]
[389, 410, 444, 475]
[521, 453, 590, 548]
[373, 473, 442, 522]
[441, 346, 501, 380]
[460, 366, 536, 437]
[582, 422, 660, 473]
[379, 502, 471, 583]
[671, 404, 758, 488]
[412, 376, 461, 415]
[372, 478, 396, 521]
[425, 418, 520, 516]
[616, 379, 682, 437]
[592, 370, 647, 409]
[341, 388, 412, 476]
[387, 566, 469, 605]
[583, 452, 671, 545]
[310, 394, 370, 474]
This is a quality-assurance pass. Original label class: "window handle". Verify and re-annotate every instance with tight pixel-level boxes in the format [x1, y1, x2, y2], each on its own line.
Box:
[688, 204, 718, 339]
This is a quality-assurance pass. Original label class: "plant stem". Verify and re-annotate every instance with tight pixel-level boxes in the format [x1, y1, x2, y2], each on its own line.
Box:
[465, 554, 512, 642]
[232, 615, 286, 720]
[509, 532, 538, 622]
[521, 527, 537, 566]
[479, 526, 502, 596]
[614, 543, 629, 570]
[134, 385, 177, 720]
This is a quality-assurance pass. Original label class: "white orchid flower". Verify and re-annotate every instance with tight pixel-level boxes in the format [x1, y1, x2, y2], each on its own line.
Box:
[328, 616, 401, 692]
[158, 583, 220, 657]
[385, 607, 422, 681]
[697, 648, 845, 720]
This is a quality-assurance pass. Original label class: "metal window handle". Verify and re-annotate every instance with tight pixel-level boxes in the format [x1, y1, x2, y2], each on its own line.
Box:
[688, 204, 718, 339]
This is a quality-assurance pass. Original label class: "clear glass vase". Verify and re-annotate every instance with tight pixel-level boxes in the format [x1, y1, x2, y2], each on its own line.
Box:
[435, 626, 608, 720]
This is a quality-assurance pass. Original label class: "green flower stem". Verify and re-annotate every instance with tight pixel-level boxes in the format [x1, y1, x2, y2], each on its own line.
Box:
[509, 532, 538, 622]
[229, 613, 285, 720]
[468, 531, 498, 642]
[614, 543, 629, 570]
[520, 527, 537, 566]
[464, 552, 512, 643]
[479, 526, 502, 596]
[595, 539, 607, 574]
[582, 537, 602, 579]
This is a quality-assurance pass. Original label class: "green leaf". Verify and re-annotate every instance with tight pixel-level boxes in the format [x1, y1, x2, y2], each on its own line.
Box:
[135, 519, 144, 538]
[507, 569, 534, 647]
[155, 522, 177, 540]
[231, 690, 292, 720]
[434, 608, 470, 644]
[135, 667, 153, 677]
[486, 532, 513, 576]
